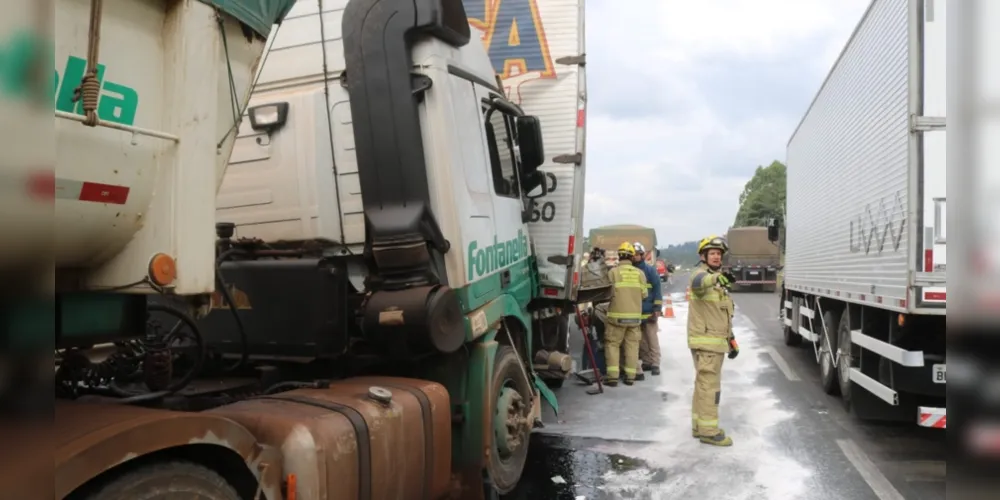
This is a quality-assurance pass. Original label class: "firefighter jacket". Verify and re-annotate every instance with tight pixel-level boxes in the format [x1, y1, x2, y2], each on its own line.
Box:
[636, 260, 663, 318]
[606, 261, 648, 326]
[686, 262, 735, 353]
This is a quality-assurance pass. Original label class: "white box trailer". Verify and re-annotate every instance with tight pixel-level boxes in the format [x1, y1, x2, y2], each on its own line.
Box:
[217, 0, 587, 301]
[782, 0, 946, 427]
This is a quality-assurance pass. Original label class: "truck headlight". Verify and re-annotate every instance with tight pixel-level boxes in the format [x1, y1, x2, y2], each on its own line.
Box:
[248, 102, 289, 133]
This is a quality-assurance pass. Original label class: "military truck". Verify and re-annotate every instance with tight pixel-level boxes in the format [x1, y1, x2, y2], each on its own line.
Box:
[588, 224, 657, 268]
[40, 0, 590, 498]
[723, 226, 781, 292]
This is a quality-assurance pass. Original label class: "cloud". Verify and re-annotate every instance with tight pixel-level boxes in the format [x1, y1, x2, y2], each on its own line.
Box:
[583, 0, 871, 245]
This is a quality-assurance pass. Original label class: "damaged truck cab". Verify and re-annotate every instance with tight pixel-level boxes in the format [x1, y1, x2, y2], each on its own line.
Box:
[49, 0, 586, 498]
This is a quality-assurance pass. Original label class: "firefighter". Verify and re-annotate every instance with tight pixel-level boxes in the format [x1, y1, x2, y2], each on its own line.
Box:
[688, 235, 738, 446]
[603, 242, 648, 386]
[631, 242, 663, 376]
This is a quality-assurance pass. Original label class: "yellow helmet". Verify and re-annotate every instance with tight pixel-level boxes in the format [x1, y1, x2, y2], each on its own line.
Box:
[617, 241, 636, 257]
[697, 235, 729, 255]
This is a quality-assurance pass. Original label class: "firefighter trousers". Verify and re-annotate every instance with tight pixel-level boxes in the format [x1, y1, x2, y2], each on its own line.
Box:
[691, 349, 725, 437]
[605, 322, 641, 381]
[638, 318, 661, 367]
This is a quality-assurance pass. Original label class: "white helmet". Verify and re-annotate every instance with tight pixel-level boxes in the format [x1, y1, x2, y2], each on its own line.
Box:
[632, 242, 646, 254]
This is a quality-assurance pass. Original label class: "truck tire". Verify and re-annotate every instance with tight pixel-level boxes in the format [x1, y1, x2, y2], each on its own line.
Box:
[782, 295, 801, 346]
[837, 309, 856, 410]
[85, 461, 240, 500]
[819, 309, 842, 395]
[487, 345, 532, 494]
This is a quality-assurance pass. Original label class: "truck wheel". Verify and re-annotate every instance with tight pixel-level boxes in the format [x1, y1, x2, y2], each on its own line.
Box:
[85, 461, 239, 500]
[819, 309, 842, 395]
[487, 345, 532, 494]
[782, 297, 801, 346]
[837, 309, 857, 410]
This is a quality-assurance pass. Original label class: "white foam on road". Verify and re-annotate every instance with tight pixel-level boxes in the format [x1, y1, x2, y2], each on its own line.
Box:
[549, 294, 813, 499]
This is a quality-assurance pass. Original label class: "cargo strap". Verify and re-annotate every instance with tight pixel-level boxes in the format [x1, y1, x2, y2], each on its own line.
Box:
[255, 394, 372, 500]
[374, 382, 433, 500]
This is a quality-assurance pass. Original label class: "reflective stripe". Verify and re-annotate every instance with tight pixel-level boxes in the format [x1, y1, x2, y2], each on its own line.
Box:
[691, 272, 707, 288]
[608, 312, 644, 319]
[614, 282, 643, 288]
[689, 336, 728, 347]
[623, 367, 636, 375]
[696, 418, 718, 428]
[654, 300, 662, 305]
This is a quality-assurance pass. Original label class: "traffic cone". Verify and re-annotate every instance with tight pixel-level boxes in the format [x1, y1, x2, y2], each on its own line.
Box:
[662, 297, 675, 318]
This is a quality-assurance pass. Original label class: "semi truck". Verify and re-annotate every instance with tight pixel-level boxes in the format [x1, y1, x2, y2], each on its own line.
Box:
[43, 0, 591, 498]
[723, 226, 780, 292]
[587, 224, 657, 268]
[779, 0, 946, 428]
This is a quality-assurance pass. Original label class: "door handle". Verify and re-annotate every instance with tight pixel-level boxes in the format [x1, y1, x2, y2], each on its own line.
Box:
[500, 269, 511, 289]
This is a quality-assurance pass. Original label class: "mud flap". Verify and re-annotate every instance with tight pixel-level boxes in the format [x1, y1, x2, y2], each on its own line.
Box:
[533, 372, 559, 415]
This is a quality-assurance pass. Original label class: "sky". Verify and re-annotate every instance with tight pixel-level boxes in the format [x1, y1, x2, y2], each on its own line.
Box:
[583, 0, 872, 246]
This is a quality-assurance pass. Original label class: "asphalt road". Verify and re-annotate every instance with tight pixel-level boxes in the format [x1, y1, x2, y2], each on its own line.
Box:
[505, 274, 945, 500]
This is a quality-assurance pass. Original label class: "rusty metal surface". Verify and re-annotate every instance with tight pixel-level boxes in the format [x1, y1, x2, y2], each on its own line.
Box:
[208, 376, 452, 500]
[726, 227, 780, 260]
[53, 401, 283, 500]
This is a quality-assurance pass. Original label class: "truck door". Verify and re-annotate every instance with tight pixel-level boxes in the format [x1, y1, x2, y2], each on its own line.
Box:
[466, 0, 588, 302]
[475, 88, 532, 295]
[917, 0, 946, 306]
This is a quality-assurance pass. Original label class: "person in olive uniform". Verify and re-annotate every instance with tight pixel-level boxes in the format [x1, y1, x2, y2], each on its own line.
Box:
[688, 235, 738, 446]
[603, 242, 648, 386]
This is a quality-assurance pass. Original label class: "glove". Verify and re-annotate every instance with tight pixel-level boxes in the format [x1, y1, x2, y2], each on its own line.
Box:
[727, 336, 740, 359]
[717, 272, 734, 288]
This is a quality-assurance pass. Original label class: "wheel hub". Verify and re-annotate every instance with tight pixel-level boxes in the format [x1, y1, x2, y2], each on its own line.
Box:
[494, 386, 529, 458]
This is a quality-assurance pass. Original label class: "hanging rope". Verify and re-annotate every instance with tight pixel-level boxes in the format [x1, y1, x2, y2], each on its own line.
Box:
[73, 0, 104, 126]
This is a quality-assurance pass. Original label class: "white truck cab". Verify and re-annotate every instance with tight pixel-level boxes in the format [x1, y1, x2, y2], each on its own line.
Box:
[217, 0, 585, 343]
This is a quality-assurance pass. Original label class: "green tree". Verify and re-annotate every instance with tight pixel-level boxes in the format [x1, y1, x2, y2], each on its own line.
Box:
[734, 160, 786, 228]
[656, 241, 701, 269]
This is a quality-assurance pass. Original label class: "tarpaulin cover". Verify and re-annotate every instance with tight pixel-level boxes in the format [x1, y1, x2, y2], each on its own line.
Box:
[198, 0, 297, 37]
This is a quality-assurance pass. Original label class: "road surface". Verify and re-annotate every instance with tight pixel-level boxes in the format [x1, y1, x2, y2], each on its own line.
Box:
[506, 274, 945, 500]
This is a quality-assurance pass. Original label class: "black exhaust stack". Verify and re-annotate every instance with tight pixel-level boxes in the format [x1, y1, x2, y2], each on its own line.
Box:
[343, 0, 472, 355]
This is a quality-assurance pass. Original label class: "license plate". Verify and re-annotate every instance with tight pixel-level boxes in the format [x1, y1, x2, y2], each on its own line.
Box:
[932, 364, 946, 384]
[749, 271, 759, 276]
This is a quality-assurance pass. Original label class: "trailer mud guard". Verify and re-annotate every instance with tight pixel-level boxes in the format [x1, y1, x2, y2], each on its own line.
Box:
[342, 0, 471, 288]
[54, 402, 282, 500]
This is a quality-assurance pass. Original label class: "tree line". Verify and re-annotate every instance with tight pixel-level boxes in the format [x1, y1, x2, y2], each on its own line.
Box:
[584, 161, 787, 268]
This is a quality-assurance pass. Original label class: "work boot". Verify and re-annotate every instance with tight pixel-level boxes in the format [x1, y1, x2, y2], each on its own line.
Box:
[623, 378, 635, 386]
[634, 372, 645, 381]
[692, 430, 699, 438]
[699, 431, 733, 447]
[650, 366, 661, 376]
[603, 377, 618, 387]
[641, 363, 653, 371]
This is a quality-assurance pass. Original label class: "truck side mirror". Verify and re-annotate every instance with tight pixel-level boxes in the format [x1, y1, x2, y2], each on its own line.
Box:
[766, 218, 780, 242]
[516, 115, 544, 174]
[521, 170, 546, 197]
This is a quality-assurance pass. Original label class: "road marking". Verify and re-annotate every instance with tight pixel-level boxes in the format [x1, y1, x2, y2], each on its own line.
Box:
[764, 345, 801, 381]
[836, 439, 906, 500]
